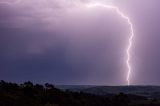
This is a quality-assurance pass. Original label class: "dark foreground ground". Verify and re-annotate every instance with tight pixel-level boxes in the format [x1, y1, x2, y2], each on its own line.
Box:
[0, 80, 160, 106]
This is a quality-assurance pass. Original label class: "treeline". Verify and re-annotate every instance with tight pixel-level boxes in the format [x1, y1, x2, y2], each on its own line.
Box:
[0, 80, 159, 106]
[0, 80, 130, 106]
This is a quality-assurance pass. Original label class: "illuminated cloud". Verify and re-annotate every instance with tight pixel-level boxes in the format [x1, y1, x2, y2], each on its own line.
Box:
[0, 0, 160, 85]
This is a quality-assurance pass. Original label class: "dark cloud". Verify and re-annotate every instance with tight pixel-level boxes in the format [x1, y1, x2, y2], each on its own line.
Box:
[0, 0, 160, 85]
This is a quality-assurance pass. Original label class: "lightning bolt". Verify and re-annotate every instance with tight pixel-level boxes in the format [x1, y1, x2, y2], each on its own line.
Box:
[0, 1, 134, 85]
[86, 3, 134, 86]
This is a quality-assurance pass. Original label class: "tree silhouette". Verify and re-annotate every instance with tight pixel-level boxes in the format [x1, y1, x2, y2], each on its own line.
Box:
[0, 80, 154, 106]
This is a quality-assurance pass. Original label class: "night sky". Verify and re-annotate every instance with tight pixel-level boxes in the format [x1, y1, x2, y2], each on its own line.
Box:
[0, 0, 160, 85]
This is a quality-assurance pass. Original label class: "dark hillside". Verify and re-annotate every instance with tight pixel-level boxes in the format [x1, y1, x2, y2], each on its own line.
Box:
[1, 80, 160, 106]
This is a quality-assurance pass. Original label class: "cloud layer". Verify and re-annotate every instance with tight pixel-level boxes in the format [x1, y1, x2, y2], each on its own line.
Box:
[1, 0, 160, 85]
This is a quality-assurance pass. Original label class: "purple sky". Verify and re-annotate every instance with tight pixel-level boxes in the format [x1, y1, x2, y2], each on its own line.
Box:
[0, 0, 160, 85]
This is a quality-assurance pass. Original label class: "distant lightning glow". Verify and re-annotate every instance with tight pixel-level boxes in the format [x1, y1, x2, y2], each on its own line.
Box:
[86, 3, 134, 86]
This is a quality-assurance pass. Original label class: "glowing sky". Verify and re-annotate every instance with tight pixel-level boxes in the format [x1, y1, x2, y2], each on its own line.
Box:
[0, 0, 160, 85]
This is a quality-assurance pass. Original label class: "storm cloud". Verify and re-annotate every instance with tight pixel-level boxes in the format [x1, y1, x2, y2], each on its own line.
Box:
[0, 0, 160, 85]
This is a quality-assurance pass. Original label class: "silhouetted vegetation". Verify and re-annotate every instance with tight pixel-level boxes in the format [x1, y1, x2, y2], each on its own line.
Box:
[0, 80, 160, 106]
